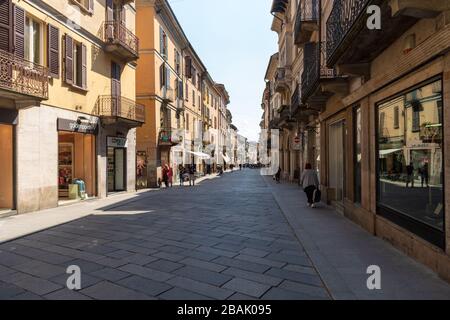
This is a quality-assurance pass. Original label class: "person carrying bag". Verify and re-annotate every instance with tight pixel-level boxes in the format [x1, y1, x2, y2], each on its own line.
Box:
[300, 163, 320, 208]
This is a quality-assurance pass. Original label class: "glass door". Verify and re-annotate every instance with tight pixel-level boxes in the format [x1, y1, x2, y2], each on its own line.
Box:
[114, 148, 125, 191]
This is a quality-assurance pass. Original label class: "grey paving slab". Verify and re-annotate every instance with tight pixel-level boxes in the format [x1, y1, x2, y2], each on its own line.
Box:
[174, 266, 232, 286]
[261, 287, 324, 300]
[221, 267, 283, 286]
[1, 272, 62, 295]
[179, 257, 227, 272]
[167, 276, 234, 300]
[118, 275, 172, 297]
[234, 254, 286, 268]
[239, 247, 270, 258]
[80, 281, 153, 300]
[223, 278, 271, 298]
[212, 256, 270, 273]
[44, 288, 92, 300]
[265, 268, 324, 288]
[0, 281, 26, 299]
[119, 264, 175, 282]
[145, 259, 184, 273]
[159, 287, 212, 300]
[279, 280, 331, 299]
[90, 267, 131, 282]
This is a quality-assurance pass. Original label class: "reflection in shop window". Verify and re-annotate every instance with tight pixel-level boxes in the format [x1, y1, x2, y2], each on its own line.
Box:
[377, 79, 444, 231]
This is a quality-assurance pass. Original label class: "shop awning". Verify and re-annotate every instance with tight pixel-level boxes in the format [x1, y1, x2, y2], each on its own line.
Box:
[380, 148, 402, 156]
[222, 153, 231, 163]
[186, 150, 211, 159]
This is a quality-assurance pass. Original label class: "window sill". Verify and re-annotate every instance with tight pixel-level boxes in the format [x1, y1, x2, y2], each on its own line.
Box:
[70, 84, 89, 93]
[69, 0, 93, 16]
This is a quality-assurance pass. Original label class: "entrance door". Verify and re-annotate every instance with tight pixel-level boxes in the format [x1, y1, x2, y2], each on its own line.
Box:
[0, 124, 13, 209]
[114, 148, 125, 191]
[108, 147, 126, 192]
[328, 121, 346, 204]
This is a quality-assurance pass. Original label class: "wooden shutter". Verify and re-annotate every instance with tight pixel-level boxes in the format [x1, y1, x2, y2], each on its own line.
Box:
[159, 27, 164, 57]
[121, 5, 126, 25]
[178, 79, 183, 100]
[13, 5, 25, 59]
[81, 43, 87, 89]
[47, 24, 59, 78]
[166, 66, 170, 88]
[64, 34, 73, 85]
[88, 0, 94, 13]
[185, 56, 192, 78]
[0, 0, 13, 52]
[159, 63, 165, 89]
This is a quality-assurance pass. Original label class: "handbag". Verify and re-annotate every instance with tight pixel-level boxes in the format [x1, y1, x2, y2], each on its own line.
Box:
[313, 188, 322, 203]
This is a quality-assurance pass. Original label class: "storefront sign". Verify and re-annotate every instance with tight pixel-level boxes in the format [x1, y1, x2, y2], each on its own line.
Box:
[108, 136, 128, 148]
[57, 118, 98, 134]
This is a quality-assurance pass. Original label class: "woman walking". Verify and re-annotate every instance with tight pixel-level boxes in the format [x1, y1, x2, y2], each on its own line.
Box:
[300, 163, 320, 208]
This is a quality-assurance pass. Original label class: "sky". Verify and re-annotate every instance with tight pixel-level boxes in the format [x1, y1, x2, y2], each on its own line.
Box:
[169, 0, 278, 142]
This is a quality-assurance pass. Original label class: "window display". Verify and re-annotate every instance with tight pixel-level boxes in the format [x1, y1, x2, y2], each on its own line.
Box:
[58, 143, 74, 198]
[377, 79, 444, 232]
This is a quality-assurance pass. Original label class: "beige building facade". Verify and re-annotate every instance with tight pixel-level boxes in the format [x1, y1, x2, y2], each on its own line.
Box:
[0, 0, 142, 215]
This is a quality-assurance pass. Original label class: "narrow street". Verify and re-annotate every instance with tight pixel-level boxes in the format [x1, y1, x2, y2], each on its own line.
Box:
[1, 170, 449, 300]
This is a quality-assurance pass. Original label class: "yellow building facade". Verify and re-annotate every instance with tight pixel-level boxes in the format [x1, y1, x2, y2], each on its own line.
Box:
[0, 0, 142, 215]
[135, 0, 231, 187]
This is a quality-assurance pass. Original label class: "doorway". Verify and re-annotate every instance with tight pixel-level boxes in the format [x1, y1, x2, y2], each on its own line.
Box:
[328, 120, 346, 205]
[0, 124, 14, 211]
[108, 147, 126, 192]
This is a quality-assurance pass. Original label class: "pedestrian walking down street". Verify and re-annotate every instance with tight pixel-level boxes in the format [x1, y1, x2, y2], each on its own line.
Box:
[189, 164, 197, 186]
[275, 167, 282, 183]
[300, 163, 320, 208]
[420, 163, 429, 188]
[168, 165, 173, 188]
[406, 163, 415, 188]
[162, 164, 169, 188]
[179, 165, 185, 186]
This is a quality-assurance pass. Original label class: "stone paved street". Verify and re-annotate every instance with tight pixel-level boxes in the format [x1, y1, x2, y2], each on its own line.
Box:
[0, 170, 330, 300]
[1, 170, 450, 300]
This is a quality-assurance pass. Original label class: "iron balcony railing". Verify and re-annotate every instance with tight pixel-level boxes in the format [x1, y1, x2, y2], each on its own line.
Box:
[103, 20, 139, 58]
[291, 85, 301, 116]
[301, 41, 336, 101]
[326, 0, 372, 65]
[95, 95, 145, 123]
[0, 49, 49, 100]
[294, 0, 319, 41]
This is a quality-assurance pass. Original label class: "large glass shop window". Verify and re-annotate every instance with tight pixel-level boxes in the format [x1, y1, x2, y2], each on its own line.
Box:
[377, 79, 444, 231]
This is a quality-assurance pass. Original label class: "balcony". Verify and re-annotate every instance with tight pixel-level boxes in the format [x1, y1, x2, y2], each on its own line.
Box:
[0, 49, 48, 102]
[326, 0, 420, 68]
[269, 116, 280, 130]
[94, 95, 145, 127]
[159, 128, 183, 146]
[294, 0, 319, 46]
[162, 87, 175, 103]
[274, 67, 291, 93]
[277, 105, 295, 129]
[103, 21, 139, 62]
[301, 41, 347, 109]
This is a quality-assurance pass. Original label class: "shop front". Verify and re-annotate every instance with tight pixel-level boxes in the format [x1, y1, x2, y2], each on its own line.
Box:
[376, 77, 444, 247]
[57, 118, 97, 202]
[0, 109, 17, 214]
[107, 136, 128, 193]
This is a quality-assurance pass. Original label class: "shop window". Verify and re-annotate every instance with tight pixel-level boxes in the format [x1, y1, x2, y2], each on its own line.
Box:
[377, 79, 444, 242]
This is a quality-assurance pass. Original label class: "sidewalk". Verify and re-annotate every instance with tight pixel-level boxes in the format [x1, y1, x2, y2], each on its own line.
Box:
[0, 171, 230, 244]
[264, 176, 450, 299]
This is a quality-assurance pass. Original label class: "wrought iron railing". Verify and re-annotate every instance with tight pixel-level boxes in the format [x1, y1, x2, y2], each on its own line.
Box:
[301, 41, 336, 101]
[0, 49, 49, 99]
[294, 0, 319, 35]
[95, 95, 145, 123]
[103, 20, 139, 57]
[291, 85, 301, 116]
[326, 0, 372, 65]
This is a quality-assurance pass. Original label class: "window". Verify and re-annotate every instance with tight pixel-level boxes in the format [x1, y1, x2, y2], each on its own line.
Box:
[185, 83, 189, 101]
[394, 106, 400, 129]
[25, 16, 42, 65]
[192, 90, 195, 106]
[73, 0, 93, 13]
[174, 49, 180, 74]
[377, 78, 444, 244]
[160, 27, 167, 58]
[186, 113, 189, 131]
[354, 107, 362, 204]
[64, 34, 87, 89]
[192, 68, 197, 85]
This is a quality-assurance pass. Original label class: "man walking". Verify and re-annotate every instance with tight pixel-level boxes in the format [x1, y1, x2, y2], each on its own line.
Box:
[406, 163, 415, 188]
[189, 164, 197, 186]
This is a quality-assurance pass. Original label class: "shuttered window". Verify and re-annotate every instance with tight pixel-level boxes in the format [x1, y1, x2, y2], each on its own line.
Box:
[64, 34, 73, 84]
[47, 24, 59, 78]
[185, 56, 192, 78]
[159, 63, 166, 89]
[14, 6, 25, 59]
[160, 27, 167, 58]
[81, 43, 87, 89]
[0, 0, 13, 53]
